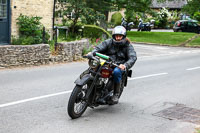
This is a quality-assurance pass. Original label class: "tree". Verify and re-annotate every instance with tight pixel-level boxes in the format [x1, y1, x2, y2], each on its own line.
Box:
[182, 0, 200, 16]
[57, 0, 106, 33]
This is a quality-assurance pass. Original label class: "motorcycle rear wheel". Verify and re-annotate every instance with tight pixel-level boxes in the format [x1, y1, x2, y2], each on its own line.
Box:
[68, 85, 88, 119]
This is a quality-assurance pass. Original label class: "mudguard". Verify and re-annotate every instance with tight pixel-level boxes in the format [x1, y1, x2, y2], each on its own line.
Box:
[74, 74, 94, 86]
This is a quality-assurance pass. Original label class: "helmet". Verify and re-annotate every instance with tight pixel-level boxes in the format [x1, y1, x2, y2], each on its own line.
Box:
[112, 26, 126, 39]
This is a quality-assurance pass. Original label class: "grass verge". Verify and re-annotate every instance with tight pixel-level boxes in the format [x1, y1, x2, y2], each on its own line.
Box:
[127, 31, 197, 46]
[187, 35, 200, 47]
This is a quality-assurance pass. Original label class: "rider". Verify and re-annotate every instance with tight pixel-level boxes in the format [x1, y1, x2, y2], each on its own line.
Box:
[91, 26, 137, 104]
[138, 18, 143, 31]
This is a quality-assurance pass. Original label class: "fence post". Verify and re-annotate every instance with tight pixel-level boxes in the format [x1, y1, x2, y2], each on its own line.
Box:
[42, 27, 46, 43]
[53, 26, 58, 51]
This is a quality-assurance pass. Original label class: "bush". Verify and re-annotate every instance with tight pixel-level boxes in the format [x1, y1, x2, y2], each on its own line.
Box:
[111, 12, 123, 26]
[12, 14, 50, 45]
[83, 25, 111, 42]
[193, 12, 200, 22]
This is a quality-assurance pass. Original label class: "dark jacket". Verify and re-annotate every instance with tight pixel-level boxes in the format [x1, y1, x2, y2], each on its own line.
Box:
[92, 38, 137, 69]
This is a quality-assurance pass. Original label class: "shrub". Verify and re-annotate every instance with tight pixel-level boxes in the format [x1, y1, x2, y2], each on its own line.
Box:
[12, 14, 50, 45]
[111, 12, 123, 26]
[193, 12, 200, 22]
[83, 25, 111, 42]
[17, 14, 42, 37]
[82, 38, 105, 55]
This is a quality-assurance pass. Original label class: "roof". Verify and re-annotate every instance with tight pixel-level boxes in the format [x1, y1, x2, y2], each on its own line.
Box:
[151, 0, 188, 9]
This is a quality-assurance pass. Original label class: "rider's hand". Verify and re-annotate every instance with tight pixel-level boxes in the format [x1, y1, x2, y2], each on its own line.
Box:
[119, 64, 126, 70]
[86, 52, 92, 56]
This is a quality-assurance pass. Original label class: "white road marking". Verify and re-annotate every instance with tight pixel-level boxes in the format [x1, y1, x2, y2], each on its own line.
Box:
[128, 73, 168, 80]
[138, 50, 200, 60]
[186, 66, 200, 71]
[0, 72, 168, 108]
[0, 90, 72, 108]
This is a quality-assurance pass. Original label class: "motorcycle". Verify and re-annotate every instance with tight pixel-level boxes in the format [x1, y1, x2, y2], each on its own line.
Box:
[138, 19, 155, 31]
[67, 52, 132, 119]
[121, 18, 134, 31]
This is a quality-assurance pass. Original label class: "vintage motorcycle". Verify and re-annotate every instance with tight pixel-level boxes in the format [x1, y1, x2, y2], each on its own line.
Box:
[67, 52, 132, 119]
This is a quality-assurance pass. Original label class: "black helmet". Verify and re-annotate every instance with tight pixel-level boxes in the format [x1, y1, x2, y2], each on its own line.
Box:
[112, 26, 126, 39]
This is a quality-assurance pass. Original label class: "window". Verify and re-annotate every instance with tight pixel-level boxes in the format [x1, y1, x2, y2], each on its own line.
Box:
[192, 22, 198, 27]
[188, 22, 193, 26]
[0, 0, 7, 19]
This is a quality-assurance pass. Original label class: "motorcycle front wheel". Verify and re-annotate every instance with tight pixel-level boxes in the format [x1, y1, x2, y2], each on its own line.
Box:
[68, 85, 88, 119]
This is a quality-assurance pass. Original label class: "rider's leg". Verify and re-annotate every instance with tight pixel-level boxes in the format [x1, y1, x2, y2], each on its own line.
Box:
[112, 67, 122, 103]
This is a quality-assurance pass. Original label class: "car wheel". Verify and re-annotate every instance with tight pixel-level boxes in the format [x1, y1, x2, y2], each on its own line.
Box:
[177, 29, 182, 32]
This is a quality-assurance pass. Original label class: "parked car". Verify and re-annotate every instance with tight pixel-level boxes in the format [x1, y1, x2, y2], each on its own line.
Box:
[173, 20, 200, 34]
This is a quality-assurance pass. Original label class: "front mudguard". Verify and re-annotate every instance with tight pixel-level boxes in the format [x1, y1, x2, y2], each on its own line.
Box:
[74, 74, 94, 86]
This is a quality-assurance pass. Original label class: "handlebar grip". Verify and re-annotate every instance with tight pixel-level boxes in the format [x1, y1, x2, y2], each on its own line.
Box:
[95, 52, 110, 60]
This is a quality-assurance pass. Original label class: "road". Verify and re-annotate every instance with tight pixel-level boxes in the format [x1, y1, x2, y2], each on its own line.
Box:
[0, 44, 200, 133]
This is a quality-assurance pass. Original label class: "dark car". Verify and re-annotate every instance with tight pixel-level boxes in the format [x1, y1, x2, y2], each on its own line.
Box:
[173, 20, 200, 34]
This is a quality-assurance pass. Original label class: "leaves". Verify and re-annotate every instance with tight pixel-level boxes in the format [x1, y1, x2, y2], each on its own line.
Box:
[182, 0, 200, 16]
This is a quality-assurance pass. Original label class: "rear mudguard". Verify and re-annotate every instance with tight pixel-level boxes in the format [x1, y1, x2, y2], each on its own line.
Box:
[74, 74, 94, 86]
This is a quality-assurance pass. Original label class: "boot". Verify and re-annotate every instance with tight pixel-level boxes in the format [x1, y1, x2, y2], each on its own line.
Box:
[111, 83, 121, 104]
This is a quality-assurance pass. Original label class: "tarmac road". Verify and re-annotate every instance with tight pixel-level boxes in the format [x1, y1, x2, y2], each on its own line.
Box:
[0, 44, 200, 133]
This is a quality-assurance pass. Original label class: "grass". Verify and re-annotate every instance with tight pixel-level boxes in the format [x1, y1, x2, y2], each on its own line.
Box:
[195, 128, 200, 133]
[127, 31, 196, 46]
[187, 35, 200, 47]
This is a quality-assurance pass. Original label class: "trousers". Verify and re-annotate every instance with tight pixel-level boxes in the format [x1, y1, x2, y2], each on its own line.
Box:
[113, 67, 123, 83]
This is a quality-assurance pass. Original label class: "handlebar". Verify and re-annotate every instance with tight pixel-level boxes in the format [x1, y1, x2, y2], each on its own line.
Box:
[94, 52, 110, 60]
[83, 52, 118, 67]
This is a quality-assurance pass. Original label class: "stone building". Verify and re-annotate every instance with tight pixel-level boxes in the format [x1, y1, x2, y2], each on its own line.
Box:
[0, 0, 55, 45]
[107, 0, 188, 22]
[151, 0, 188, 10]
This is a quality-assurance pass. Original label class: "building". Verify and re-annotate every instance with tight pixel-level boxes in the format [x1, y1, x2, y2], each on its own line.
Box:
[107, 0, 188, 22]
[0, 0, 55, 45]
[151, 0, 188, 10]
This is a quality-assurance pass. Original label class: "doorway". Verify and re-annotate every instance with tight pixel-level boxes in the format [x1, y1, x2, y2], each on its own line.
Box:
[0, 0, 10, 44]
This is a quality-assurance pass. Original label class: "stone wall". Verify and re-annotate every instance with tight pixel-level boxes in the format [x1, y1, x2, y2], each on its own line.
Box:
[0, 39, 89, 68]
[11, 0, 54, 38]
[51, 39, 89, 62]
[0, 44, 50, 68]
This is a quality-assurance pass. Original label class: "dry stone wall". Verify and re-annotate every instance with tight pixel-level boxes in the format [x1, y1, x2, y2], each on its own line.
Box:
[0, 44, 50, 68]
[0, 39, 89, 68]
[51, 39, 89, 62]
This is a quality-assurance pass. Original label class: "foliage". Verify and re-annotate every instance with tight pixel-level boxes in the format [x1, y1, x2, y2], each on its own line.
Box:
[81, 8, 105, 25]
[153, 8, 169, 29]
[85, 0, 115, 20]
[82, 38, 105, 55]
[58, 32, 82, 42]
[48, 40, 56, 53]
[112, 0, 151, 13]
[193, 12, 200, 22]
[111, 12, 123, 26]
[83, 25, 111, 41]
[127, 31, 196, 45]
[57, 0, 106, 34]
[182, 0, 200, 16]
[12, 14, 50, 45]
[124, 10, 139, 28]
[12, 36, 35, 45]
[16, 14, 42, 37]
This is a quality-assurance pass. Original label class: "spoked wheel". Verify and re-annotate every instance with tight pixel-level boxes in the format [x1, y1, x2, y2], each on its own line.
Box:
[68, 84, 88, 119]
